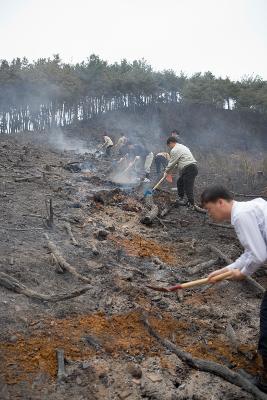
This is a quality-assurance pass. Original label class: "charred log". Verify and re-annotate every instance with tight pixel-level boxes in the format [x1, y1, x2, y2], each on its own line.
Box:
[64, 222, 79, 246]
[140, 196, 159, 226]
[0, 272, 90, 302]
[44, 233, 91, 283]
[142, 313, 267, 400]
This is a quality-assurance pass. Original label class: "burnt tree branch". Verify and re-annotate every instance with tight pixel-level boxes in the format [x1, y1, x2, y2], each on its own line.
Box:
[140, 196, 159, 226]
[44, 233, 91, 283]
[142, 314, 267, 400]
[0, 272, 90, 302]
[64, 222, 78, 246]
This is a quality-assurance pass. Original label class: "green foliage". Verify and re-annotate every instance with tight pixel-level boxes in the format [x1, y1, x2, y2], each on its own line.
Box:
[0, 55, 266, 133]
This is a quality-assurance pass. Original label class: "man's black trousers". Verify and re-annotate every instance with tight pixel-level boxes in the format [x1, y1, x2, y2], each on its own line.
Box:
[177, 163, 198, 205]
[259, 291, 267, 358]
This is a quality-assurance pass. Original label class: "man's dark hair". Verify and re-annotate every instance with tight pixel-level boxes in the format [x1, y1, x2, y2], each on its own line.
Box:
[201, 185, 233, 206]
[167, 136, 178, 145]
[171, 129, 180, 135]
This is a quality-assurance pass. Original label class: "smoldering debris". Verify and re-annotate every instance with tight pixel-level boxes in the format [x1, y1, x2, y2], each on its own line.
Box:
[64, 161, 97, 173]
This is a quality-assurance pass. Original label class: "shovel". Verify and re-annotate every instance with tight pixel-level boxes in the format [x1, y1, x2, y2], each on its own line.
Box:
[146, 270, 233, 292]
[144, 174, 166, 197]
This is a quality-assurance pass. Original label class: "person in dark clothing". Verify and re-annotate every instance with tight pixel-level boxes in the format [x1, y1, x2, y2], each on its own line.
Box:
[171, 129, 180, 139]
[127, 143, 147, 159]
[125, 142, 154, 180]
[106, 145, 112, 156]
[176, 164, 198, 206]
[154, 152, 170, 175]
[170, 129, 184, 144]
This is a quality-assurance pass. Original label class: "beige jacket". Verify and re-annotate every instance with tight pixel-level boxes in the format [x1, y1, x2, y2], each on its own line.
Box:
[103, 136, 113, 147]
[165, 143, 196, 174]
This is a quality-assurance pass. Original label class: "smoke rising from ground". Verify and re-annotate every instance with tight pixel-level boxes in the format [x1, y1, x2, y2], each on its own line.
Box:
[47, 129, 94, 154]
[99, 110, 164, 152]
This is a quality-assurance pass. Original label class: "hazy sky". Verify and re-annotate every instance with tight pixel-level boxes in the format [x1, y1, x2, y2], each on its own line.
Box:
[1, 0, 267, 80]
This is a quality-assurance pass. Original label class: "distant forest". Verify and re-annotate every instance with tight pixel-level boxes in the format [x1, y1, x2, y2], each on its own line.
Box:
[0, 54, 267, 134]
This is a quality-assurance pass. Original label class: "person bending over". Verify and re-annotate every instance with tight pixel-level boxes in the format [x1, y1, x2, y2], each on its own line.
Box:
[114, 135, 127, 155]
[155, 152, 170, 175]
[99, 134, 113, 156]
[201, 185, 267, 393]
[165, 136, 198, 207]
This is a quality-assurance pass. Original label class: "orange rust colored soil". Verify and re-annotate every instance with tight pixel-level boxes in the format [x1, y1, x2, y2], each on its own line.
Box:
[0, 311, 260, 385]
[110, 234, 179, 265]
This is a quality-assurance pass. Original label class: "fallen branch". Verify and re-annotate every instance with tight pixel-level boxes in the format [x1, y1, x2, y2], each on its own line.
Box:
[0, 227, 43, 231]
[142, 314, 267, 400]
[156, 217, 167, 229]
[226, 323, 239, 354]
[188, 259, 218, 276]
[194, 204, 207, 214]
[207, 244, 233, 264]
[44, 233, 91, 283]
[208, 222, 234, 230]
[88, 241, 99, 256]
[182, 258, 205, 268]
[161, 218, 190, 226]
[160, 203, 176, 218]
[0, 272, 90, 302]
[140, 196, 159, 226]
[56, 349, 67, 380]
[207, 244, 265, 294]
[64, 222, 79, 246]
[14, 176, 42, 183]
[232, 192, 267, 200]
[22, 214, 43, 219]
[44, 198, 54, 228]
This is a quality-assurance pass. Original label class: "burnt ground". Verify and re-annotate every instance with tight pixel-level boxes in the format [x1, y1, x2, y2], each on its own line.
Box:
[0, 134, 267, 400]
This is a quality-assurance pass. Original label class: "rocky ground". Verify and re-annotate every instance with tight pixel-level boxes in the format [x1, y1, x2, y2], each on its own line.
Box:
[0, 133, 267, 400]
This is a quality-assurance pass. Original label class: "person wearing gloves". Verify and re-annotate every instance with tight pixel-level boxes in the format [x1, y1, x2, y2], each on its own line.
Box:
[165, 136, 198, 207]
[201, 185, 267, 393]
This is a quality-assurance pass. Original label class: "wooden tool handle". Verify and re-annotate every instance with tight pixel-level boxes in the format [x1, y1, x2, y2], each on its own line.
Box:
[152, 175, 166, 191]
[180, 270, 232, 289]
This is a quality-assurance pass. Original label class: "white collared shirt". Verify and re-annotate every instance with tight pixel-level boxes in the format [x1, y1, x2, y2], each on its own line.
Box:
[228, 199, 267, 276]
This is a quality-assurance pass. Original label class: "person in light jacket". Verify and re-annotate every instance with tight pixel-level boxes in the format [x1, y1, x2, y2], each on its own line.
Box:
[98, 134, 113, 156]
[113, 135, 128, 155]
[165, 136, 198, 207]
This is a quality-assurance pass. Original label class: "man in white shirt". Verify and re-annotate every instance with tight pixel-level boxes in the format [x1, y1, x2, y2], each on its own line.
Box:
[165, 136, 198, 207]
[201, 185, 267, 392]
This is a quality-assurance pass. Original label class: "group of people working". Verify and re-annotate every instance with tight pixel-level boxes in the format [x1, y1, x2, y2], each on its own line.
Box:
[98, 131, 267, 393]
[99, 129, 199, 208]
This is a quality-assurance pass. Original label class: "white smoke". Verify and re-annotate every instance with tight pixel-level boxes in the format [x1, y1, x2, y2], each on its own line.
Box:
[47, 129, 95, 154]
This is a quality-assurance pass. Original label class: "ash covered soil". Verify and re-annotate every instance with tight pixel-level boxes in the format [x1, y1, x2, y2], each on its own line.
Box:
[0, 134, 266, 400]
